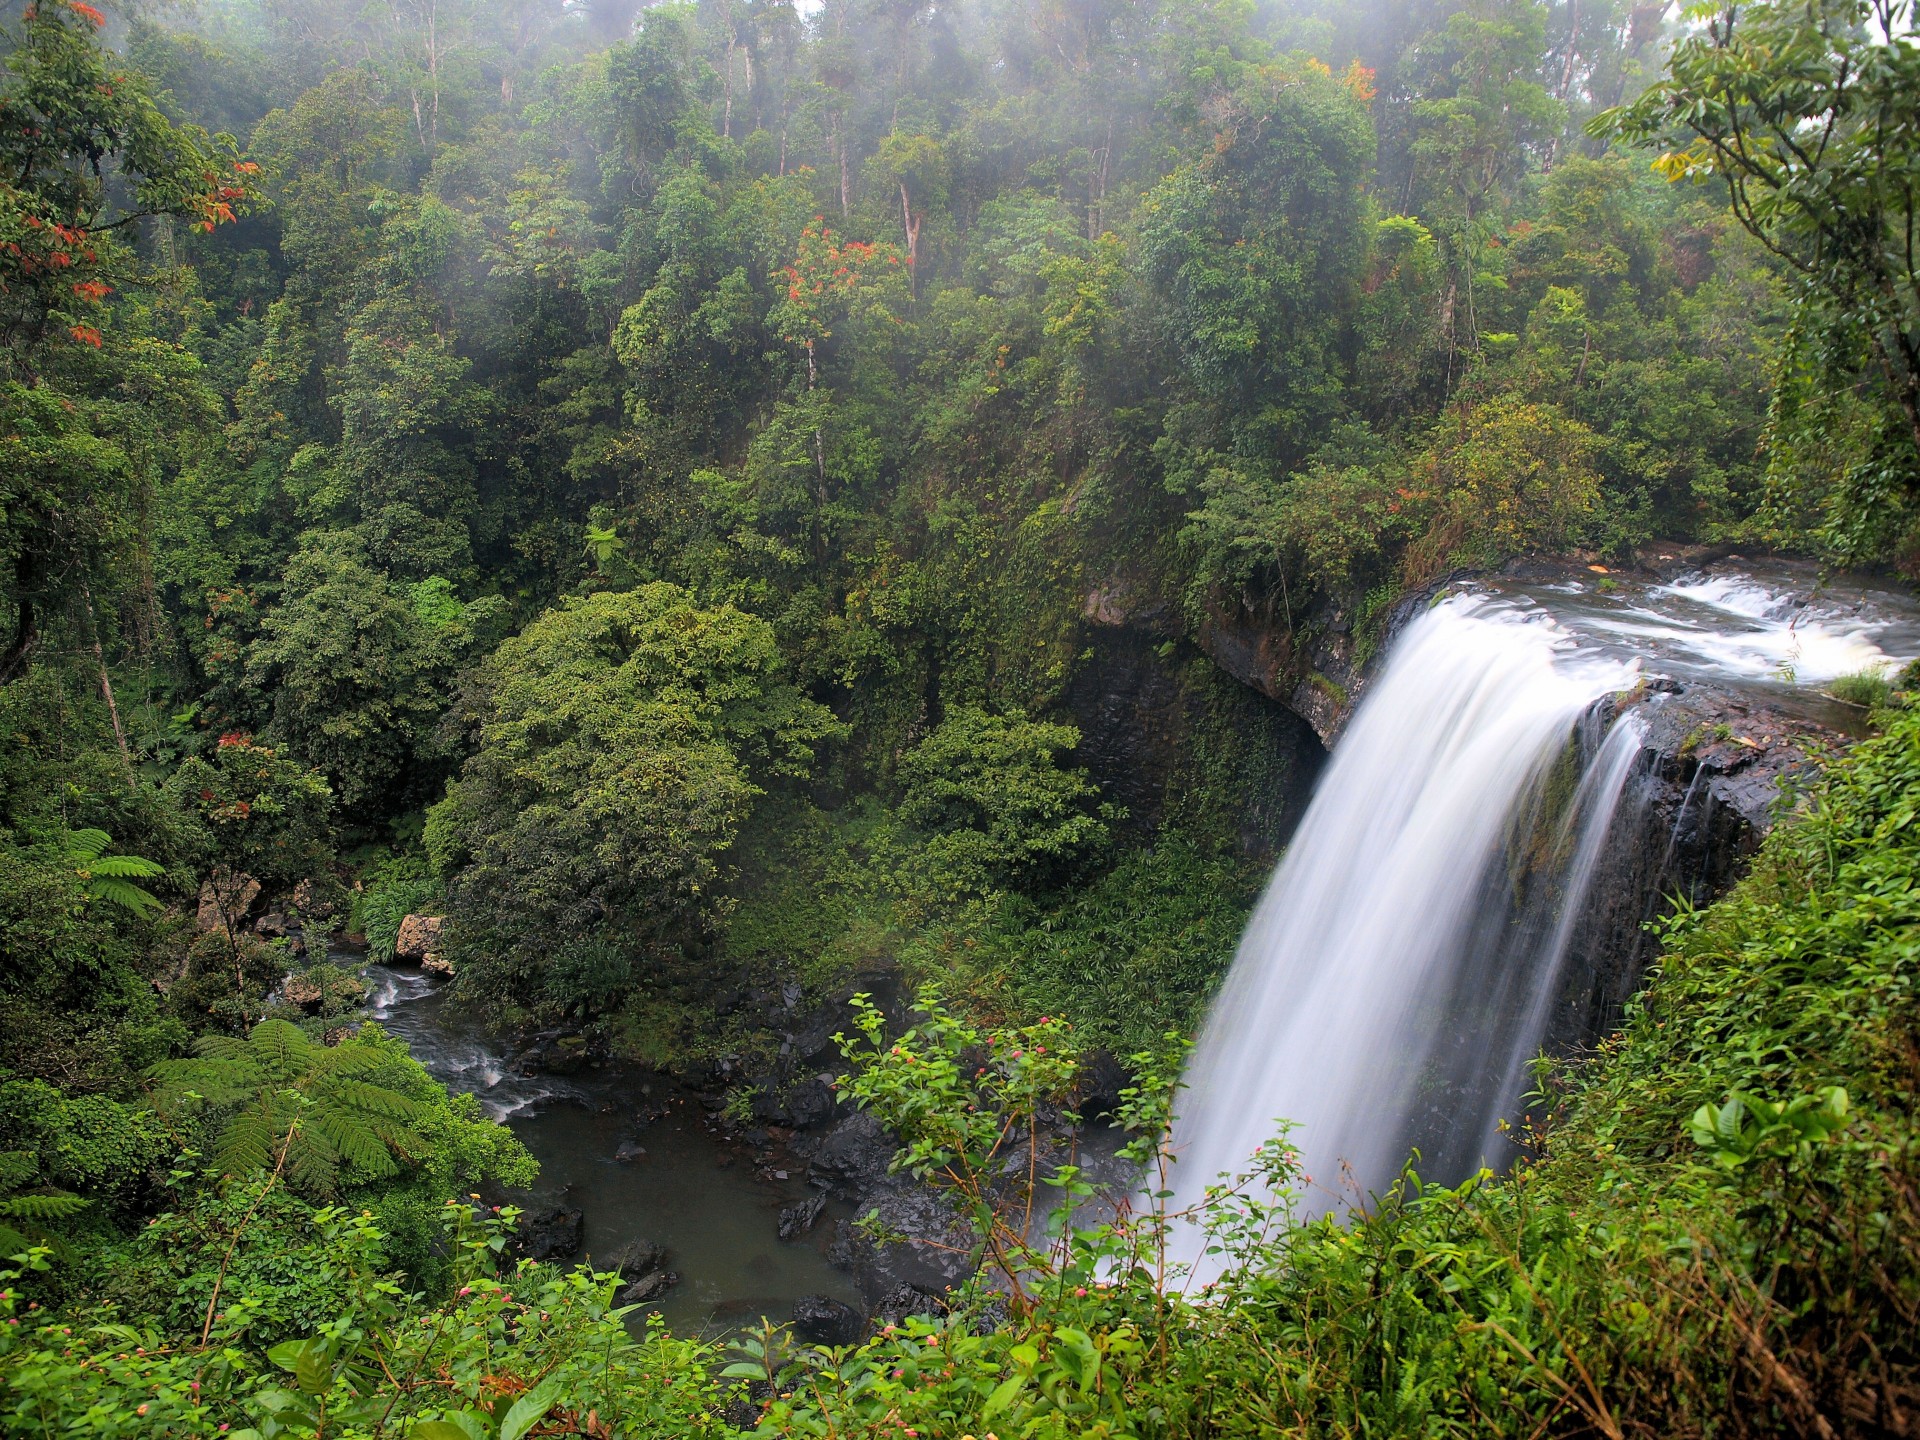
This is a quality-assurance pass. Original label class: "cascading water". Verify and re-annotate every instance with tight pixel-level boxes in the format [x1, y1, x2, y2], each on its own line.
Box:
[1165, 596, 1645, 1276]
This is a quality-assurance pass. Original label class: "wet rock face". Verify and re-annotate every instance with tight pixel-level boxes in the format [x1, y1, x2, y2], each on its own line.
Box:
[515, 1205, 584, 1262]
[608, 1237, 666, 1279]
[792, 1294, 864, 1346]
[871, 1282, 947, 1328]
[617, 1270, 678, 1306]
[1539, 681, 1837, 1054]
[1065, 624, 1327, 857]
[778, 1194, 827, 1240]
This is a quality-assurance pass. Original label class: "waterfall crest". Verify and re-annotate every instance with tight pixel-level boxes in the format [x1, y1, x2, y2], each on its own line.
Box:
[1166, 596, 1645, 1277]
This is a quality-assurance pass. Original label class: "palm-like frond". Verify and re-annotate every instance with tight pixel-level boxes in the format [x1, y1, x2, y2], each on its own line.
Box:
[147, 1020, 428, 1199]
[0, 1191, 91, 1258]
[64, 828, 164, 916]
[245, 1019, 312, 1084]
[0, 1193, 90, 1221]
[64, 829, 112, 864]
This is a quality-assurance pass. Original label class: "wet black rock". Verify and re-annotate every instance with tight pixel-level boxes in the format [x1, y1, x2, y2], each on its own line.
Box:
[792, 1294, 863, 1346]
[608, 1238, 666, 1279]
[871, 1282, 946, 1328]
[784, 1077, 837, 1129]
[830, 1176, 975, 1307]
[614, 1139, 648, 1163]
[806, 1112, 896, 1190]
[777, 1193, 827, 1240]
[1076, 1050, 1132, 1122]
[616, 1270, 677, 1306]
[515, 1205, 583, 1262]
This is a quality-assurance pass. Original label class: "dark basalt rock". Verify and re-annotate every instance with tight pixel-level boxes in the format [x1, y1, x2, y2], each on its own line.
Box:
[871, 1282, 947, 1328]
[777, 1193, 827, 1240]
[608, 1237, 666, 1279]
[791, 1294, 864, 1346]
[616, 1270, 677, 1306]
[806, 1111, 896, 1191]
[783, 1077, 837, 1129]
[827, 1175, 975, 1308]
[515, 1205, 583, 1262]
[614, 1138, 648, 1163]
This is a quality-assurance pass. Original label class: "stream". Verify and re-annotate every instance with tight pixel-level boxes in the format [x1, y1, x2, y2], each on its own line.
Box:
[361, 964, 863, 1335]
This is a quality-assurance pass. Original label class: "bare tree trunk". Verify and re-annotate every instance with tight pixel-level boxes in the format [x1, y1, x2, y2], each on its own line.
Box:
[427, 0, 441, 151]
[837, 117, 851, 215]
[80, 580, 133, 789]
[900, 181, 921, 285]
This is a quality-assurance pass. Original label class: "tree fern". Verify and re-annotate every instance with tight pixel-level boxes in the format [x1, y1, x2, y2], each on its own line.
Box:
[147, 1020, 427, 1198]
[63, 827, 164, 917]
[0, 1191, 90, 1258]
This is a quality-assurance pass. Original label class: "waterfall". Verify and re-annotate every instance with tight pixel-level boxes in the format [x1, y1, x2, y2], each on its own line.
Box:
[1165, 595, 1645, 1279]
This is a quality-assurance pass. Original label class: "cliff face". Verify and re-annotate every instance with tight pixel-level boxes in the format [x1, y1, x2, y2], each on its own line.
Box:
[1067, 593, 1328, 859]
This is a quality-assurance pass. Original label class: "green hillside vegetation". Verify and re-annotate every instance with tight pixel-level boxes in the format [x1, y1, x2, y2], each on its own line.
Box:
[0, 0, 1915, 1433]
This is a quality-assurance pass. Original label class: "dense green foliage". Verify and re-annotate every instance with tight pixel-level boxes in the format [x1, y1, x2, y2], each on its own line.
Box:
[0, 0, 1915, 1434]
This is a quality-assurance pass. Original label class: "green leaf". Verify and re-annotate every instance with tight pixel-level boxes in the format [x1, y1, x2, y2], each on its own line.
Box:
[409, 1423, 477, 1440]
[982, 1374, 1025, 1419]
[499, 1378, 560, 1440]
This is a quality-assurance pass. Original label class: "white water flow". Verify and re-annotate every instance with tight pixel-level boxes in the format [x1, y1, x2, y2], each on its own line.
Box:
[1166, 596, 1644, 1277]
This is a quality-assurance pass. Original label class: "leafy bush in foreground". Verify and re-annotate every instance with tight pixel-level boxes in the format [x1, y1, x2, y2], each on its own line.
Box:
[6, 701, 1918, 1439]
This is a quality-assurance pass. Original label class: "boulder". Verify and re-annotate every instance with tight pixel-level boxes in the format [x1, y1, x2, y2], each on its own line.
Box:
[514, 1205, 583, 1262]
[281, 972, 324, 1009]
[420, 952, 453, 977]
[291, 877, 335, 919]
[608, 1238, 666, 1279]
[827, 1175, 975, 1308]
[196, 869, 260, 932]
[777, 1193, 827, 1240]
[614, 1138, 648, 1163]
[784, 1077, 837, 1129]
[255, 911, 290, 938]
[616, 1270, 677, 1306]
[871, 1282, 946, 1328]
[394, 913, 444, 961]
[791, 1294, 864, 1346]
[806, 1112, 896, 1191]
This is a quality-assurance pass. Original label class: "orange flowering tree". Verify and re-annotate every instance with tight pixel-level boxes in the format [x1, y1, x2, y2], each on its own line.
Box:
[0, 0, 261, 360]
[766, 218, 905, 386]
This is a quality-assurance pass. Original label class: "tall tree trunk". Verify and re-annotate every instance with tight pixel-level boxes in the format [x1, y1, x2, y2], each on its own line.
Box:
[837, 117, 851, 215]
[900, 181, 921, 290]
[80, 579, 134, 789]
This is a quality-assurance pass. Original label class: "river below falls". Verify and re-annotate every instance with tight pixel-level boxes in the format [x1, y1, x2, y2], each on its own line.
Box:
[361, 963, 863, 1336]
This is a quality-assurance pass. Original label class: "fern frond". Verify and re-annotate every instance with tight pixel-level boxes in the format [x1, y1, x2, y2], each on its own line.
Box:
[363, 1118, 424, 1162]
[323, 1078, 427, 1121]
[64, 829, 111, 863]
[214, 1107, 282, 1177]
[246, 1020, 310, 1083]
[309, 1106, 401, 1175]
[87, 854, 166, 879]
[83, 875, 163, 916]
[285, 1137, 340, 1199]
[0, 1193, 90, 1221]
[147, 1057, 260, 1110]
[0, 1223, 32, 1258]
[310, 1045, 392, 1079]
